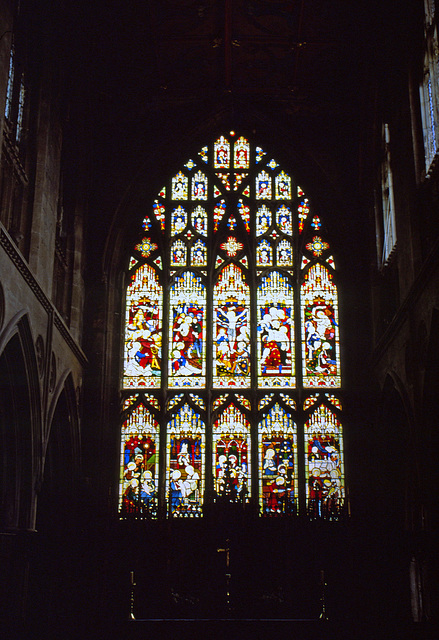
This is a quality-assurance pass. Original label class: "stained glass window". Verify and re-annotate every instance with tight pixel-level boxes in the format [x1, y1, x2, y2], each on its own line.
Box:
[213, 404, 250, 500]
[120, 133, 345, 520]
[214, 136, 230, 169]
[172, 171, 188, 200]
[192, 171, 208, 200]
[275, 171, 291, 199]
[170, 239, 187, 266]
[120, 404, 159, 517]
[167, 402, 205, 517]
[277, 205, 292, 235]
[192, 206, 207, 236]
[301, 264, 341, 388]
[234, 136, 250, 169]
[257, 240, 273, 266]
[420, 1, 439, 170]
[259, 402, 297, 514]
[169, 272, 206, 388]
[257, 205, 272, 235]
[171, 206, 187, 236]
[305, 402, 344, 519]
[123, 264, 162, 389]
[256, 170, 272, 199]
[276, 239, 293, 267]
[191, 239, 207, 266]
[5, 45, 14, 120]
[257, 272, 295, 388]
[213, 265, 250, 388]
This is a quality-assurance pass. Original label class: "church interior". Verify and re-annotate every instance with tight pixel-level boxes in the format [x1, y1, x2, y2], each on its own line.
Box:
[0, 0, 438, 638]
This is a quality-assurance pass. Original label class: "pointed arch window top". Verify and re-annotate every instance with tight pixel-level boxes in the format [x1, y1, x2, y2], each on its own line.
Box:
[275, 171, 292, 200]
[214, 136, 230, 169]
[234, 136, 250, 169]
[172, 172, 188, 200]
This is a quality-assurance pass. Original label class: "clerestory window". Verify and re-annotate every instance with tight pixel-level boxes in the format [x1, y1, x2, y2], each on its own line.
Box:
[420, 0, 439, 171]
[380, 124, 397, 266]
[119, 133, 345, 520]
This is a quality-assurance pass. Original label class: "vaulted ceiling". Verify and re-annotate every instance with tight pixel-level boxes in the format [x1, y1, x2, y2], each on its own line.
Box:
[41, 0, 388, 245]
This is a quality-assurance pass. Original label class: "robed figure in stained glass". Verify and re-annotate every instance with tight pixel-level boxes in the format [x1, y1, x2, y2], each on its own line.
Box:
[213, 265, 251, 387]
[259, 403, 297, 514]
[167, 404, 205, 517]
[305, 404, 344, 518]
[124, 265, 162, 388]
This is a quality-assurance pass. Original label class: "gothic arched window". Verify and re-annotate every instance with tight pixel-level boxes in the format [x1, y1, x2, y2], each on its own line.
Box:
[120, 133, 345, 520]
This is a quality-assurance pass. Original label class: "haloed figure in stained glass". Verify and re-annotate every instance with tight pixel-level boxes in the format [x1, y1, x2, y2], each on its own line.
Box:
[215, 304, 249, 375]
[120, 405, 159, 516]
[259, 307, 292, 375]
[169, 437, 202, 514]
[171, 305, 203, 376]
[262, 439, 295, 513]
[167, 404, 205, 516]
[216, 438, 249, 500]
[169, 272, 206, 388]
[304, 303, 337, 376]
[259, 403, 297, 514]
[305, 404, 343, 518]
[124, 265, 162, 388]
[214, 265, 251, 386]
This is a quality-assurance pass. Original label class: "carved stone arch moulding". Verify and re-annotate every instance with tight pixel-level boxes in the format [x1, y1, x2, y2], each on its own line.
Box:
[0, 280, 4, 331]
[35, 334, 45, 378]
[49, 351, 57, 394]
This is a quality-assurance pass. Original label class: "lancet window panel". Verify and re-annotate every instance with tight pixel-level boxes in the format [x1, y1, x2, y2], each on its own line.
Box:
[234, 136, 250, 169]
[259, 402, 298, 516]
[123, 264, 162, 389]
[256, 205, 272, 236]
[120, 404, 159, 518]
[167, 403, 205, 518]
[119, 132, 345, 521]
[213, 404, 251, 501]
[192, 206, 208, 236]
[171, 206, 188, 236]
[276, 205, 293, 235]
[191, 240, 207, 266]
[172, 171, 188, 200]
[275, 171, 292, 200]
[213, 264, 251, 388]
[301, 263, 341, 388]
[305, 403, 345, 519]
[214, 135, 230, 169]
[169, 271, 206, 388]
[257, 271, 295, 388]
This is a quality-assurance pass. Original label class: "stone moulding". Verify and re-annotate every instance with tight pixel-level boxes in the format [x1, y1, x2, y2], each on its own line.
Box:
[0, 226, 88, 368]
